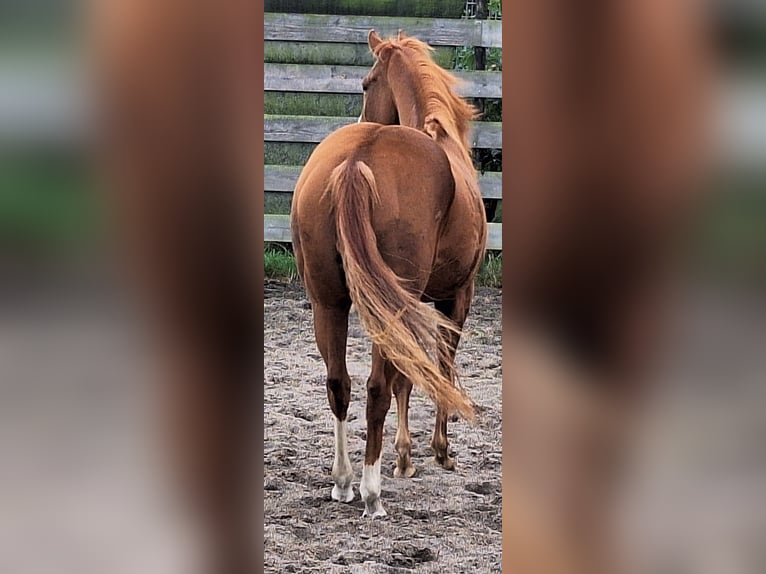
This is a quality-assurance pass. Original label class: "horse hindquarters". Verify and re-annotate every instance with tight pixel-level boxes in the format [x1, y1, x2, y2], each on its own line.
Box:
[327, 159, 472, 420]
[323, 158, 473, 516]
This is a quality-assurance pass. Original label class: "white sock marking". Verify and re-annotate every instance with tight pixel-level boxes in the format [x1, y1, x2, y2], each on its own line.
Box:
[331, 418, 354, 502]
[360, 457, 386, 517]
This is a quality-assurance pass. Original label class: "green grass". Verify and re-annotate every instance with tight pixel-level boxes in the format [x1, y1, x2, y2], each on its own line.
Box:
[263, 247, 503, 288]
[264, 192, 292, 215]
[476, 251, 502, 288]
[264, 245, 299, 280]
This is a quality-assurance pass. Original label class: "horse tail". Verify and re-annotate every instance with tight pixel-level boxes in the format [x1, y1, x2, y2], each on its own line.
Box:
[327, 159, 475, 421]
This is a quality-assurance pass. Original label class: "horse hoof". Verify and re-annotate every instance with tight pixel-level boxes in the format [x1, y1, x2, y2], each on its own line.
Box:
[331, 484, 355, 503]
[393, 464, 416, 478]
[435, 455, 456, 471]
[362, 499, 387, 518]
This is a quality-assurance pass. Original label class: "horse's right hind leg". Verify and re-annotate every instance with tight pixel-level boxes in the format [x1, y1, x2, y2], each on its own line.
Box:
[312, 302, 355, 502]
[392, 373, 415, 478]
[432, 283, 474, 470]
[360, 345, 394, 517]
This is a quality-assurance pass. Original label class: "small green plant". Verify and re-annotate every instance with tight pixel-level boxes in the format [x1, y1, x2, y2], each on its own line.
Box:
[454, 46, 474, 71]
[262, 248, 502, 287]
[488, 0, 502, 19]
[477, 251, 502, 288]
[264, 245, 298, 280]
[486, 48, 502, 71]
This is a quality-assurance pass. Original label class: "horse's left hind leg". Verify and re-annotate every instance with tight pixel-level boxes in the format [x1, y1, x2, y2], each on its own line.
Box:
[312, 302, 355, 503]
[360, 345, 394, 517]
[432, 283, 474, 470]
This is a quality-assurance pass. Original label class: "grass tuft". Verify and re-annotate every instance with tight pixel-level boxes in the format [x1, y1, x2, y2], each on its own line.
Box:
[476, 251, 502, 288]
[264, 245, 298, 281]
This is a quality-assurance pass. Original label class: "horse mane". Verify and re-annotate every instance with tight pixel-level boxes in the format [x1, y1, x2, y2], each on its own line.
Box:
[372, 35, 478, 170]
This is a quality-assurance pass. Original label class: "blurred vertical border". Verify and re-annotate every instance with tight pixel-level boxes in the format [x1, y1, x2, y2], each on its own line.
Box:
[0, 0, 266, 572]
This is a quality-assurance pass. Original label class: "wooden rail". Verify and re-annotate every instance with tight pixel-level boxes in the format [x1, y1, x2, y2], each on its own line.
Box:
[264, 165, 503, 200]
[264, 13, 502, 47]
[265, 215, 503, 251]
[264, 63, 502, 98]
[264, 115, 502, 148]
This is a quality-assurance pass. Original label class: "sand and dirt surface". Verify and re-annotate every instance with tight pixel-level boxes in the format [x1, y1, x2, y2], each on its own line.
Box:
[263, 281, 503, 573]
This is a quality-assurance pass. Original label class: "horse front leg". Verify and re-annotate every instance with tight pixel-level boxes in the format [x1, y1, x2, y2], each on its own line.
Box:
[360, 345, 393, 517]
[312, 302, 355, 503]
[432, 283, 474, 470]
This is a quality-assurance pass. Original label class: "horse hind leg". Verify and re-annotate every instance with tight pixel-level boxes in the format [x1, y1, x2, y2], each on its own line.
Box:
[360, 345, 394, 517]
[431, 334, 459, 470]
[432, 408, 455, 470]
[312, 303, 355, 503]
[432, 283, 474, 470]
[392, 373, 416, 478]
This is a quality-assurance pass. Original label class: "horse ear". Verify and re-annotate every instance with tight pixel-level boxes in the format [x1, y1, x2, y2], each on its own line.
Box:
[424, 115, 446, 140]
[376, 45, 393, 63]
[397, 29, 406, 40]
[368, 30, 382, 51]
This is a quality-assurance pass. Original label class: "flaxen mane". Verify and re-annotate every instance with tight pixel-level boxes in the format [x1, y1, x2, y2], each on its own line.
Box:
[371, 34, 486, 281]
[371, 35, 478, 171]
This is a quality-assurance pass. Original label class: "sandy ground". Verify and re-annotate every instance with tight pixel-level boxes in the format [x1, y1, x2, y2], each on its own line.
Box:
[263, 281, 503, 573]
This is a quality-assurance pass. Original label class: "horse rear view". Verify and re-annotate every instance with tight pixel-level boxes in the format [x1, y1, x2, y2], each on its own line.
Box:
[291, 31, 486, 518]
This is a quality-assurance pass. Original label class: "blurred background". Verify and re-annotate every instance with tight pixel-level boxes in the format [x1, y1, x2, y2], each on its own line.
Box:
[0, 0, 764, 573]
[0, 2, 204, 573]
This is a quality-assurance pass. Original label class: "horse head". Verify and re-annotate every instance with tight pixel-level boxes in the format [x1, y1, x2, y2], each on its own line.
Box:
[360, 30, 399, 125]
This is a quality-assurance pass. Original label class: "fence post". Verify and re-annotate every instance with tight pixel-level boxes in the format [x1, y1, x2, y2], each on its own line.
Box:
[473, 0, 488, 74]
[470, 0, 498, 223]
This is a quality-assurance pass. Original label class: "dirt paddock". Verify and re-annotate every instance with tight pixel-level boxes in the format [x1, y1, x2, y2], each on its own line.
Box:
[264, 280, 503, 573]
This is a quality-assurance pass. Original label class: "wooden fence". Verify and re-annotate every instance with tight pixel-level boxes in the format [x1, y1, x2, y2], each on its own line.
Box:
[263, 12, 504, 250]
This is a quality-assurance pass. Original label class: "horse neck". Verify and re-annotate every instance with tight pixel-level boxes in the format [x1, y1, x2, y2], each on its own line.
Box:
[387, 54, 426, 130]
[388, 54, 475, 174]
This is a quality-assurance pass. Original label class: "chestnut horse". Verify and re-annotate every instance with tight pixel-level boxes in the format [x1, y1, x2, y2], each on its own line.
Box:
[291, 31, 486, 517]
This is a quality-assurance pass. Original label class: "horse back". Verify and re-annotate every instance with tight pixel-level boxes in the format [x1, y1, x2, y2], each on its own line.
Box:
[292, 123, 457, 304]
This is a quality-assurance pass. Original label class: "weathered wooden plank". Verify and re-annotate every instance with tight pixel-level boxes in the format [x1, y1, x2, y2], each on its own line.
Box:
[480, 20, 503, 50]
[470, 121, 502, 149]
[264, 0, 466, 18]
[265, 164, 502, 199]
[265, 214, 502, 250]
[264, 214, 295, 243]
[264, 63, 502, 98]
[486, 220, 502, 251]
[264, 165, 301, 192]
[264, 115, 503, 148]
[264, 115, 354, 143]
[264, 13, 503, 48]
